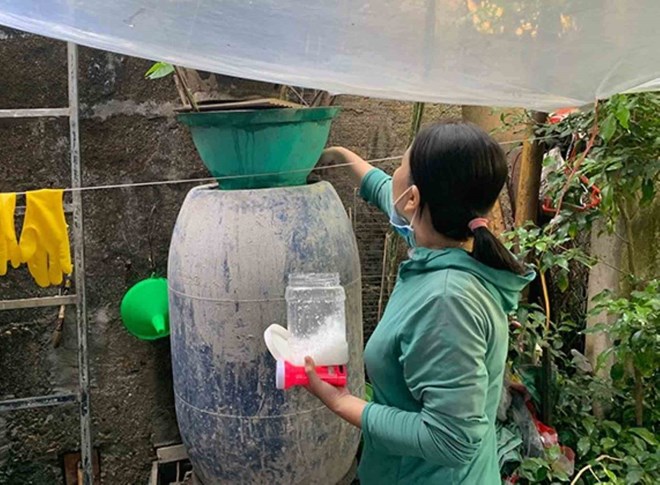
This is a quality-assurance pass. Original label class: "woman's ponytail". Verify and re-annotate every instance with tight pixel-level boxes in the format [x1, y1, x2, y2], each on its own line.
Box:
[471, 226, 527, 275]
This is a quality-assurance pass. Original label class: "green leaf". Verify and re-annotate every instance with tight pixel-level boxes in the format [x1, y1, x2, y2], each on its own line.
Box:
[535, 466, 548, 482]
[520, 457, 545, 479]
[641, 178, 655, 205]
[625, 469, 644, 484]
[603, 420, 622, 435]
[601, 437, 617, 450]
[145, 61, 175, 80]
[583, 417, 596, 435]
[631, 436, 647, 451]
[546, 445, 562, 461]
[602, 465, 618, 481]
[610, 362, 625, 381]
[577, 436, 591, 456]
[601, 114, 618, 142]
[557, 272, 569, 292]
[595, 347, 614, 371]
[629, 428, 659, 446]
[615, 104, 631, 129]
[633, 351, 656, 376]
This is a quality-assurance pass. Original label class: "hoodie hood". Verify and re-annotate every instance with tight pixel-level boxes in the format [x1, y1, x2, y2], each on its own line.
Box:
[399, 247, 535, 313]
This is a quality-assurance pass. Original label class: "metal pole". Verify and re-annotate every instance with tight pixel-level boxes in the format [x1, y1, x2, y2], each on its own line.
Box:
[67, 42, 93, 485]
[0, 108, 70, 118]
[0, 393, 77, 413]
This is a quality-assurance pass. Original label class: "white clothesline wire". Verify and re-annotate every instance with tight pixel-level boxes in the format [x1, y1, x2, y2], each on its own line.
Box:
[12, 134, 557, 196]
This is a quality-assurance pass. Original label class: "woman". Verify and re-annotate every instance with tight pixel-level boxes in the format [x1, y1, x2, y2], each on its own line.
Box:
[305, 122, 535, 484]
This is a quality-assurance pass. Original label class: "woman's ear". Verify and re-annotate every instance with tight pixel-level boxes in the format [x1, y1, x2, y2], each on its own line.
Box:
[405, 185, 421, 214]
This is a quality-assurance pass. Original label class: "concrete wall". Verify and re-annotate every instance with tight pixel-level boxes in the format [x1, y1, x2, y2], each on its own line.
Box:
[0, 28, 459, 483]
[629, 201, 660, 281]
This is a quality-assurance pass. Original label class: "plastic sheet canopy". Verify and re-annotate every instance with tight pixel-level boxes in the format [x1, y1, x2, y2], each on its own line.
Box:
[1, 1, 659, 110]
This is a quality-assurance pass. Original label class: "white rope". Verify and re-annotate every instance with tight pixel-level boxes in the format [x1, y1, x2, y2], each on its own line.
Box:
[12, 134, 556, 195]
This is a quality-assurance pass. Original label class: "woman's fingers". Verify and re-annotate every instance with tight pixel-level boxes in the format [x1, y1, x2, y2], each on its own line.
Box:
[304, 356, 322, 387]
[317, 149, 335, 167]
[304, 356, 335, 402]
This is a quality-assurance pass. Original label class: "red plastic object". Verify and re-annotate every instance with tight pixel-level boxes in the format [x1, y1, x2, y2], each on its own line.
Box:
[548, 108, 578, 124]
[542, 172, 601, 215]
[535, 419, 559, 447]
[276, 360, 347, 390]
[524, 398, 559, 447]
[543, 107, 602, 215]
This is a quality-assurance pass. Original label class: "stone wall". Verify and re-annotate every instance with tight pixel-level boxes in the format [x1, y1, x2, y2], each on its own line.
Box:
[0, 28, 459, 483]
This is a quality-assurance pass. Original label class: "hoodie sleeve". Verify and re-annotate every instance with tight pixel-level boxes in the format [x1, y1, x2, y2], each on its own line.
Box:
[361, 294, 491, 467]
[359, 168, 392, 216]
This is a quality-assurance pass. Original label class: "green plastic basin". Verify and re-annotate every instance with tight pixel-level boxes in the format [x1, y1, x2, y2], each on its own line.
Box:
[177, 107, 340, 190]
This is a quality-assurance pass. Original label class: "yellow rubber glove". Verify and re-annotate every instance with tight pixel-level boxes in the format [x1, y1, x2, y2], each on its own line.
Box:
[19, 189, 72, 287]
[0, 193, 21, 275]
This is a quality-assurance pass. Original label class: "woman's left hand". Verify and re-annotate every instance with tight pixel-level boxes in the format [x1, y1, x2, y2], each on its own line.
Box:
[303, 356, 350, 412]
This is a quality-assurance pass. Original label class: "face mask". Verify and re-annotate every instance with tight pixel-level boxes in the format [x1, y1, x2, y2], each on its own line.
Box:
[389, 185, 417, 247]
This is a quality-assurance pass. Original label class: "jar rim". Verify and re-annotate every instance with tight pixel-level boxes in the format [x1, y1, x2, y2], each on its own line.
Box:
[287, 272, 340, 287]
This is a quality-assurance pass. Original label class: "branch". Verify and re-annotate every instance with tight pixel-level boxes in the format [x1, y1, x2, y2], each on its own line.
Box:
[551, 103, 600, 225]
[537, 261, 552, 330]
[284, 86, 309, 106]
[570, 455, 624, 485]
[173, 66, 200, 111]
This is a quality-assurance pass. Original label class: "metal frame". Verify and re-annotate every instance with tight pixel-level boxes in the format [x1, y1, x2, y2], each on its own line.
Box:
[0, 295, 77, 311]
[0, 42, 93, 484]
[0, 108, 70, 118]
[68, 42, 93, 485]
[0, 393, 78, 413]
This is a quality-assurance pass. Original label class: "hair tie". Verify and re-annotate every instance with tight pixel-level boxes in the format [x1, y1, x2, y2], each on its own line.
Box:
[468, 217, 489, 232]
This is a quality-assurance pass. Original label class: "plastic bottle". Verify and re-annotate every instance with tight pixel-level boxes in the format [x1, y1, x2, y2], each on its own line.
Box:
[285, 273, 349, 366]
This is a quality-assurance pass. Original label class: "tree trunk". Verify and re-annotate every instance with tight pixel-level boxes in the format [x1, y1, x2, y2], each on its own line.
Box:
[585, 218, 623, 418]
[514, 111, 547, 226]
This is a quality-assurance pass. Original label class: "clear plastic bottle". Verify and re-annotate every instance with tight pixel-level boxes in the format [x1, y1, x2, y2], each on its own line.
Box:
[285, 273, 349, 366]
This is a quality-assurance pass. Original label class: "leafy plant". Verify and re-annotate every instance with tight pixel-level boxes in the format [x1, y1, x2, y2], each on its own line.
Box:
[144, 61, 199, 110]
[145, 61, 174, 80]
[518, 445, 572, 483]
[587, 279, 660, 427]
[503, 92, 660, 484]
[537, 93, 660, 231]
[504, 223, 593, 292]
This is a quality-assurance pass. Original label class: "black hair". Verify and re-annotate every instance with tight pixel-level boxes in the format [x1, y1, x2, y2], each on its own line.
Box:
[409, 122, 526, 275]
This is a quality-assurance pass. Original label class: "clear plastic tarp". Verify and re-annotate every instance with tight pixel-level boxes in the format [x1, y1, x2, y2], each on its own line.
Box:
[1, 1, 659, 110]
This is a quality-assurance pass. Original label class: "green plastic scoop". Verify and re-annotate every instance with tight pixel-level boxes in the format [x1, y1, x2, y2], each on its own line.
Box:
[120, 277, 169, 340]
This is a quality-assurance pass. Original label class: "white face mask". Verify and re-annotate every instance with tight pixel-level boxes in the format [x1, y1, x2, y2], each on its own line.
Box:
[389, 185, 417, 247]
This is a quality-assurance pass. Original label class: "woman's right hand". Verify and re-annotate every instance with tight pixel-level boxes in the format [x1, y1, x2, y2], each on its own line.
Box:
[317, 147, 373, 185]
[317, 147, 348, 167]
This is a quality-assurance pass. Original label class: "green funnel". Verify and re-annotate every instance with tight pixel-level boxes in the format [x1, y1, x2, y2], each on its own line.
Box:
[177, 107, 339, 190]
[120, 277, 169, 340]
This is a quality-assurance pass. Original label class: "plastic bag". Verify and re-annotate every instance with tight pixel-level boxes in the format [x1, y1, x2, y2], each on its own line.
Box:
[1, 1, 660, 110]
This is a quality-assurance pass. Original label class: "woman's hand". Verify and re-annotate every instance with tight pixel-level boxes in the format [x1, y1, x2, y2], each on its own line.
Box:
[317, 147, 349, 169]
[317, 147, 373, 185]
[303, 356, 350, 411]
[304, 356, 367, 428]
